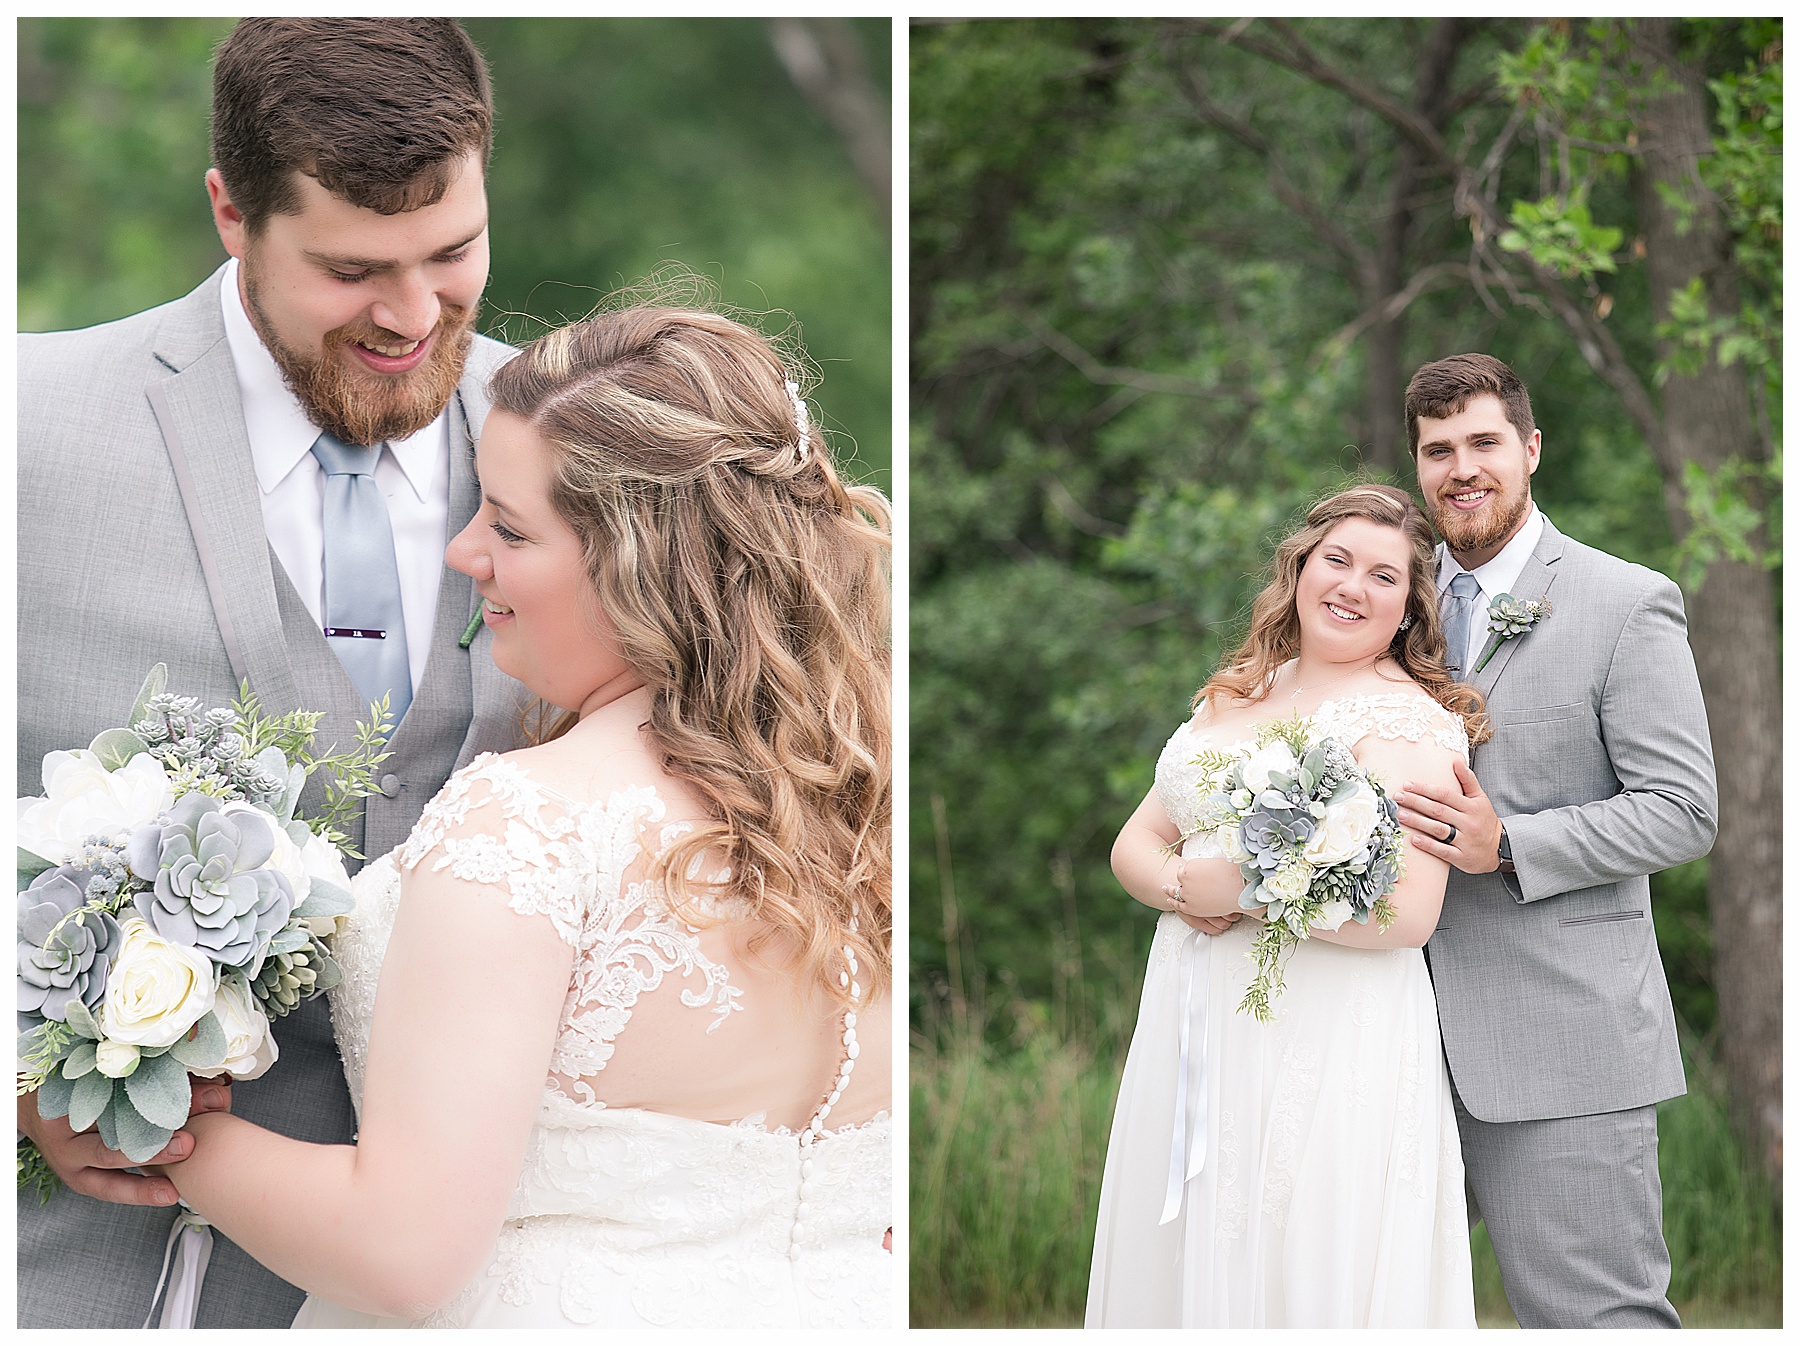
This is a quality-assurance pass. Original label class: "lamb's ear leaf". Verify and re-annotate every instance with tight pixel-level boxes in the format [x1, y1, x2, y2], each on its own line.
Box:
[61, 1041, 99, 1079]
[128, 664, 170, 729]
[169, 1011, 227, 1072]
[112, 1095, 178, 1165]
[62, 998, 101, 1041]
[67, 1069, 115, 1135]
[123, 1048, 193, 1131]
[35, 1068, 77, 1121]
[88, 729, 150, 772]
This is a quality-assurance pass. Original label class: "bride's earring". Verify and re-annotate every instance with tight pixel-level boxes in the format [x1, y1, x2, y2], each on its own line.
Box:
[1397, 613, 1414, 632]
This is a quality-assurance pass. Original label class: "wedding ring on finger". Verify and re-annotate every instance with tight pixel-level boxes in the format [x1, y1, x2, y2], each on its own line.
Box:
[1442, 823, 1458, 846]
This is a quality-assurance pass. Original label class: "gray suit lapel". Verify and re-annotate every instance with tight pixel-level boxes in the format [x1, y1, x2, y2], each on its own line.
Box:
[1473, 516, 1565, 698]
[145, 270, 302, 714]
[400, 384, 482, 756]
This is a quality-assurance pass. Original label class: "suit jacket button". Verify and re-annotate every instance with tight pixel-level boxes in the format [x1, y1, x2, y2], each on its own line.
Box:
[380, 774, 401, 798]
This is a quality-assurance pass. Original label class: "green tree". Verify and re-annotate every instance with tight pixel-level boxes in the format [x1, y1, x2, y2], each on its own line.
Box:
[910, 17, 1769, 1115]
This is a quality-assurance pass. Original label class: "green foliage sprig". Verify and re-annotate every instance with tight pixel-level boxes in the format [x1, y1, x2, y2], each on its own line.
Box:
[233, 682, 393, 858]
[18, 1136, 59, 1207]
[17, 1018, 77, 1096]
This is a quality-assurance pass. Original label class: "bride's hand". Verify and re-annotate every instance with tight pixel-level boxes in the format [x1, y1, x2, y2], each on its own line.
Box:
[1182, 911, 1242, 936]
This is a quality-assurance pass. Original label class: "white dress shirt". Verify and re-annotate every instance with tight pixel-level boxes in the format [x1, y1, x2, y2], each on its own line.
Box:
[1435, 503, 1546, 675]
[220, 256, 448, 696]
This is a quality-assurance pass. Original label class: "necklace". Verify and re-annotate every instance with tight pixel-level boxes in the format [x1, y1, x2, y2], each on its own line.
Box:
[1286, 658, 1379, 701]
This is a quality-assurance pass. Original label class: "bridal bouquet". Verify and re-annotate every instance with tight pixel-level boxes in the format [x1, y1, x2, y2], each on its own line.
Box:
[16, 666, 390, 1195]
[1185, 715, 1405, 1021]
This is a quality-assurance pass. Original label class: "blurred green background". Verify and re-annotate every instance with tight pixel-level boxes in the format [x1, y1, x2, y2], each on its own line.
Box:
[19, 17, 891, 487]
[910, 17, 1779, 1328]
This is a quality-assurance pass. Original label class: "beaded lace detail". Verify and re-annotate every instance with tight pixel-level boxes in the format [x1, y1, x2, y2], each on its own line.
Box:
[1313, 692, 1469, 757]
[395, 753, 744, 1106]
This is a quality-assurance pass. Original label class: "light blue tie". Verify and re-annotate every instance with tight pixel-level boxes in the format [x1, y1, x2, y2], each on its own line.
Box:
[1440, 571, 1482, 681]
[311, 432, 412, 726]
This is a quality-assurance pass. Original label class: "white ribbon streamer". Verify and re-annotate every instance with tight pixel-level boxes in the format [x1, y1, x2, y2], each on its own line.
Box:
[1158, 926, 1210, 1225]
[145, 1205, 213, 1329]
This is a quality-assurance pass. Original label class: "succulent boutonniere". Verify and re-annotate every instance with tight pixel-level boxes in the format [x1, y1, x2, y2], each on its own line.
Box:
[1473, 593, 1551, 673]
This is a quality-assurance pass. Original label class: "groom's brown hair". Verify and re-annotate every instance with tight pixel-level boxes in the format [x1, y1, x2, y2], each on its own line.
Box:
[1404, 352, 1537, 456]
[210, 18, 493, 233]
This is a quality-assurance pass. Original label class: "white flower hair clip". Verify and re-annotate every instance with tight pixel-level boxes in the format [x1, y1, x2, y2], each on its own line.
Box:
[785, 377, 811, 463]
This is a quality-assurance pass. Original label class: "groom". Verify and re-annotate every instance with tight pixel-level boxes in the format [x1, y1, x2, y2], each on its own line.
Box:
[1392, 353, 1716, 1328]
[18, 20, 523, 1328]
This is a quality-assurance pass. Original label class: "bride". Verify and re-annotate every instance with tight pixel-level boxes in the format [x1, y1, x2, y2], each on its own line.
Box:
[1088, 483, 1483, 1328]
[154, 296, 894, 1327]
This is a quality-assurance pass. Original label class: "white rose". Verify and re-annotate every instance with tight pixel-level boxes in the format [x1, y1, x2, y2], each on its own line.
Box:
[1239, 741, 1299, 794]
[93, 1039, 141, 1079]
[18, 751, 174, 865]
[1264, 861, 1314, 904]
[1217, 825, 1252, 867]
[100, 917, 215, 1048]
[298, 831, 355, 938]
[192, 977, 279, 1082]
[1304, 780, 1382, 868]
[1308, 897, 1354, 932]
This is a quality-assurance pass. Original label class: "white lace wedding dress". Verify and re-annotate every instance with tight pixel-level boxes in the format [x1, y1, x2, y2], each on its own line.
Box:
[1087, 693, 1476, 1328]
[290, 754, 892, 1328]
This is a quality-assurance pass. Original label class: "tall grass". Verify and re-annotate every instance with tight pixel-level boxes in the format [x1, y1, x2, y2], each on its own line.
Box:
[910, 1015, 1781, 1328]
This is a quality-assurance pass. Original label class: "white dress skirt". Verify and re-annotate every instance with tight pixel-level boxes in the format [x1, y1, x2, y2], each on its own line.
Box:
[1086, 696, 1477, 1327]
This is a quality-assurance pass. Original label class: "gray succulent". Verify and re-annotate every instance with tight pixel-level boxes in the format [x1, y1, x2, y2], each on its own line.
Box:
[250, 930, 341, 1017]
[1240, 807, 1316, 873]
[132, 695, 286, 809]
[1486, 593, 1550, 637]
[127, 793, 295, 969]
[18, 867, 121, 1031]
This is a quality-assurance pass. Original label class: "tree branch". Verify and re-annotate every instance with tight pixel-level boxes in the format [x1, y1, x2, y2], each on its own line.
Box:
[1321, 261, 1470, 354]
[1200, 18, 1667, 452]
[1014, 308, 1222, 399]
[1164, 46, 1376, 287]
[769, 19, 891, 225]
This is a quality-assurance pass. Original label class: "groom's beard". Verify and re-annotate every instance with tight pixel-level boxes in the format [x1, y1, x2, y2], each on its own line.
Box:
[244, 275, 475, 448]
[1428, 478, 1531, 557]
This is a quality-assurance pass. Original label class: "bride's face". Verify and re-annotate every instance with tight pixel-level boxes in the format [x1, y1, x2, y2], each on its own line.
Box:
[1292, 517, 1413, 663]
[446, 411, 638, 715]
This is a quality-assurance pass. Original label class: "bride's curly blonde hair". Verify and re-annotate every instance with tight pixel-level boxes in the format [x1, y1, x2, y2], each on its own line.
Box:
[1196, 483, 1490, 745]
[488, 277, 891, 1008]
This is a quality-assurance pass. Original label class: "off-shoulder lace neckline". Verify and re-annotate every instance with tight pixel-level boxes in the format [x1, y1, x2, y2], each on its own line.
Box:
[1177, 689, 1467, 757]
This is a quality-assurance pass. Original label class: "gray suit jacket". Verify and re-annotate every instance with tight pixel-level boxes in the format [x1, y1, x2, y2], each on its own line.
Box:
[1425, 515, 1716, 1123]
[17, 266, 527, 1327]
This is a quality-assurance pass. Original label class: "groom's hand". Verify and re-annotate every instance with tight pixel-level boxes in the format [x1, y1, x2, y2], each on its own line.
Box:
[1396, 759, 1502, 874]
[17, 1075, 233, 1206]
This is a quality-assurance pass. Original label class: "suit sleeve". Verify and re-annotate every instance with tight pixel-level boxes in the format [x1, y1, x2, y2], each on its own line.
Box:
[1501, 575, 1718, 902]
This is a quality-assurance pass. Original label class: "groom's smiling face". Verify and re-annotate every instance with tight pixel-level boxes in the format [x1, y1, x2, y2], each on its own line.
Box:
[207, 151, 490, 446]
[1413, 392, 1541, 569]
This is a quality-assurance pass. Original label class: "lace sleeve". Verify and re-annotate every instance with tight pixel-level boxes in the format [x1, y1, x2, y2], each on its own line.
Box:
[398, 753, 590, 947]
[1314, 693, 1469, 758]
[398, 753, 745, 1105]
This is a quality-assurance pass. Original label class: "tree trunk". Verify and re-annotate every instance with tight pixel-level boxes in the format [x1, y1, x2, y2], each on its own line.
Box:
[1363, 19, 1464, 473]
[1630, 18, 1782, 1184]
